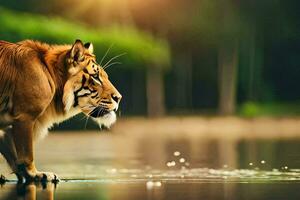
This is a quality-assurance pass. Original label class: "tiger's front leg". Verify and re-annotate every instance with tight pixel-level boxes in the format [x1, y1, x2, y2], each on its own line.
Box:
[0, 127, 18, 173]
[12, 119, 58, 183]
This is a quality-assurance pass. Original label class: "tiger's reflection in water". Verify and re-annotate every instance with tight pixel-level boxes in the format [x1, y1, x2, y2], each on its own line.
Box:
[0, 182, 55, 200]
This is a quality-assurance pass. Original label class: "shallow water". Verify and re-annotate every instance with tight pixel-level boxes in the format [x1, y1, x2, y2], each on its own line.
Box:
[1, 180, 300, 200]
[1, 130, 300, 199]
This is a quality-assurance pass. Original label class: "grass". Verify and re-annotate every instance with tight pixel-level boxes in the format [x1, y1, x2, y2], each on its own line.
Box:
[0, 7, 170, 70]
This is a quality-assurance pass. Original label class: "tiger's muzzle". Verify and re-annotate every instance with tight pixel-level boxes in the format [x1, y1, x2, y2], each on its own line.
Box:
[89, 106, 110, 118]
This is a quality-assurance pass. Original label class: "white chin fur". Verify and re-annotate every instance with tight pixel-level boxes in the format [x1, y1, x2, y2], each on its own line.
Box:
[93, 111, 117, 129]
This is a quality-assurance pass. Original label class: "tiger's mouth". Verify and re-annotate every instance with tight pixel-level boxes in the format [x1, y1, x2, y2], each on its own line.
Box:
[89, 106, 110, 118]
[89, 107, 117, 129]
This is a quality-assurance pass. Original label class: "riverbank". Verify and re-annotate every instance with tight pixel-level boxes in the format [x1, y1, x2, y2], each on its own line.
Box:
[109, 116, 300, 139]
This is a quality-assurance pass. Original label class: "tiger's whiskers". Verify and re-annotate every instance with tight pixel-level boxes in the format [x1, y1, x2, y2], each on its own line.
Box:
[103, 53, 126, 69]
[103, 62, 122, 70]
[79, 105, 94, 121]
[84, 115, 91, 129]
[100, 44, 114, 66]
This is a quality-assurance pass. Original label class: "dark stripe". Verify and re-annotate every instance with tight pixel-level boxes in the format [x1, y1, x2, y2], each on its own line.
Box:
[91, 93, 99, 98]
[83, 68, 88, 74]
[90, 89, 98, 93]
[73, 92, 92, 107]
[73, 88, 81, 107]
[82, 75, 86, 86]
[73, 79, 92, 107]
[73, 91, 80, 107]
[101, 100, 112, 104]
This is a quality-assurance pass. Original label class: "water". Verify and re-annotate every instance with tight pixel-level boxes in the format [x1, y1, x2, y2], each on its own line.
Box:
[1, 130, 300, 199]
[1, 181, 300, 200]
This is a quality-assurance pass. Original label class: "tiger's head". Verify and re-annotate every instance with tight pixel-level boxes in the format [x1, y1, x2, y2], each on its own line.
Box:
[63, 40, 122, 128]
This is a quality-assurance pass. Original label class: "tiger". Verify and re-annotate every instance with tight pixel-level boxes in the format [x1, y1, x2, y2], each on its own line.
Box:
[0, 39, 122, 182]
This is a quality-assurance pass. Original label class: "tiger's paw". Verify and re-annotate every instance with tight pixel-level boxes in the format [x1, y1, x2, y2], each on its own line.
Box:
[17, 164, 59, 183]
[0, 174, 6, 184]
[33, 171, 59, 183]
[21, 171, 59, 183]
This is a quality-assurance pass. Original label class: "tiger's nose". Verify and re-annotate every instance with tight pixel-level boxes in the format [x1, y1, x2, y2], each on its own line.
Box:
[111, 93, 122, 104]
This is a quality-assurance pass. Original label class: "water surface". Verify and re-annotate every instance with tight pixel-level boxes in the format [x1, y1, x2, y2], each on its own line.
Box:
[1, 130, 300, 199]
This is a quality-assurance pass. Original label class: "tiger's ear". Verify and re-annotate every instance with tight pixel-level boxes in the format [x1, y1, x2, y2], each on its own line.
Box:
[84, 42, 94, 54]
[70, 39, 85, 62]
[68, 39, 85, 74]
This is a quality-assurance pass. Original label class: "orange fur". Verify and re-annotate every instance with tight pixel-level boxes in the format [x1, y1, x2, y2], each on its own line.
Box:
[0, 39, 122, 182]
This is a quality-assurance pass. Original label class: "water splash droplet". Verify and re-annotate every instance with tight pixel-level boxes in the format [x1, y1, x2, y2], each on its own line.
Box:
[146, 181, 161, 189]
[179, 158, 185, 163]
[154, 181, 162, 187]
[167, 161, 176, 167]
[146, 181, 154, 190]
[174, 151, 181, 156]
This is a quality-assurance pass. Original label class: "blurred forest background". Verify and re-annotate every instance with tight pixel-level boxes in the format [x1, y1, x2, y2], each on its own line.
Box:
[0, 0, 299, 129]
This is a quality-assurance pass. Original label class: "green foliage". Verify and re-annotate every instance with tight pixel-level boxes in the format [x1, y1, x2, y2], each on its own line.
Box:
[239, 102, 261, 117]
[0, 7, 170, 69]
[239, 101, 300, 117]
